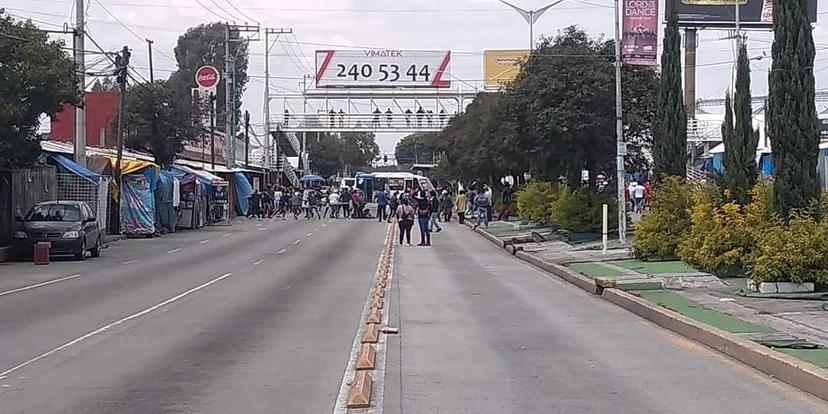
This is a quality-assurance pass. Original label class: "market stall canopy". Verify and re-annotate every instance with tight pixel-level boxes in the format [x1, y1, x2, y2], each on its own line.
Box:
[299, 174, 324, 182]
[48, 154, 104, 184]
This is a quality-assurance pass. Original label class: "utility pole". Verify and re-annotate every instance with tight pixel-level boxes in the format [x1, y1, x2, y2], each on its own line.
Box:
[210, 92, 216, 169]
[244, 110, 250, 167]
[224, 23, 260, 168]
[264, 28, 292, 179]
[146, 39, 154, 82]
[613, 0, 626, 243]
[73, 0, 86, 167]
[114, 46, 131, 191]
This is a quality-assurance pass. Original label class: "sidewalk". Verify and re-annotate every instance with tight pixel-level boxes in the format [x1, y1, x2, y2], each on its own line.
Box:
[467, 218, 828, 374]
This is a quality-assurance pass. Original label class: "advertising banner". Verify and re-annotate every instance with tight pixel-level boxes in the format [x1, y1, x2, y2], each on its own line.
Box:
[622, 0, 658, 66]
[673, 0, 817, 28]
[315, 50, 451, 88]
[483, 49, 530, 89]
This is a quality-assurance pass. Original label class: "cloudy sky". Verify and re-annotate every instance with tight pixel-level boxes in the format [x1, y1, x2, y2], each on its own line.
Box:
[6, 0, 828, 153]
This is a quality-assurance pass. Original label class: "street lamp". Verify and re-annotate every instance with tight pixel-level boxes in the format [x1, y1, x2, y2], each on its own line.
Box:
[498, 0, 567, 50]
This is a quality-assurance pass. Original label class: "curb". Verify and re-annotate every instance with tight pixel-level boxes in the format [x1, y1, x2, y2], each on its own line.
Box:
[602, 288, 828, 402]
[462, 220, 506, 248]
[515, 251, 599, 295]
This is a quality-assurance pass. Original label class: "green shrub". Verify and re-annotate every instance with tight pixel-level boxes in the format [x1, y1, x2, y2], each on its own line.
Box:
[752, 208, 828, 284]
[549, 186, 617, 233]
[515, 181, 555, 224]
[633, 176, 692, 258]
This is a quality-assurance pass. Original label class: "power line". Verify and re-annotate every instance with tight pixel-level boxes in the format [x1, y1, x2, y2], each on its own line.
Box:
[90, 0, 178, 64]
[222, 0, 259, 24]
[190, 0, 235, 21]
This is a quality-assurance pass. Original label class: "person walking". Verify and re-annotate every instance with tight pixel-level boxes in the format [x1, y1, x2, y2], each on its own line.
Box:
[474, 189, 491, 229]
[308, 189, 322, 220]
[498, 185, 514, 221]
[291, 191, 302, 220]
[633, 182, 646, 214]
[396, 198, 415, 246]
[279, 189, 290, 220]
[328, 189, 340, 218]
[440, 190, 453, 222]
[428, 190, 442, 232]
[455, 189, 467, 224]
[465, 186, 477, 219]
[375, 188, 388, 222]
[340, 189, 351, 218]
[387, 191, 399, 223]
[415, 191, 431, 246]
[247, 189, 262, 219]
[351, 189, 362, 219]
[483, 184, 494, 223]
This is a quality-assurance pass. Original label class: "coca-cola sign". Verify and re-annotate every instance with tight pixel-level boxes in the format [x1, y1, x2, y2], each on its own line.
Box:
[195, 65, 220, 89]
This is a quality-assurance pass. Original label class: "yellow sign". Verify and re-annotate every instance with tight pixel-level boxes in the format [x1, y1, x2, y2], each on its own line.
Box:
[484, 49, 530, 89]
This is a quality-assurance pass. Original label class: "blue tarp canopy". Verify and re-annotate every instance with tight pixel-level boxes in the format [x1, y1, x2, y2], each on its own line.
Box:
[299, 174, 324, 182]
[48, 154, 104, 183]
[233, 172, 253, 216]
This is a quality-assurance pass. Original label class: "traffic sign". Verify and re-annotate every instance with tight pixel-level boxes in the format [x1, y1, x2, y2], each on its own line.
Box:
[315, 50, 451, 88]
[195, 65, 220, 93]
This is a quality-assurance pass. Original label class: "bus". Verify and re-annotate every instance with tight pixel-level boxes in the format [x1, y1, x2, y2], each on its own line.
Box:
[351, 172, 434, 199]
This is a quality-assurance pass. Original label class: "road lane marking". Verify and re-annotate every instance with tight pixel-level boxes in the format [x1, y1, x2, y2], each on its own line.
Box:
[314, 228, 319, 232]
[277, 249, 287, 254]
[294, 240, 301, 245]
[0, 272, 234, 378]
[199, 239, 210, 245]
[253, 259, 264, 266]
[322, 223, 328, 227]
[166, 248, 181, 254]
[121, 260, 139, 265]
[221, 232, 232, 237]
[0, 274, 82, 298]
[306, 233, 313, 237]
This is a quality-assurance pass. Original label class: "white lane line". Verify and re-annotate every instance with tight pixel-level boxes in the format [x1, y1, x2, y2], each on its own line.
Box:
[294, 239, 301, 245]
[253, 259, 264, 266]
[199, 239, 210, 245]
[306, 233, 313, 237]
[322, 223, 328, 227]
[0, 272, 233, 379]
[259, 227, 267, 231]
[166, 248, 181, 254]
[277, 249, 287, 254]
[0, 274, 82, 298]
[221, 232, 232, 237]
[121, 260, 139, 265]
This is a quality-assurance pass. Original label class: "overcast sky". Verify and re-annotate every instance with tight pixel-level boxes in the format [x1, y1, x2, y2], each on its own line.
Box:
[7, 0, 828, 153]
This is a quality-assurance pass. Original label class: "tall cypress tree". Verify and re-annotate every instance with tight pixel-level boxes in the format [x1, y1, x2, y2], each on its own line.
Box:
[721, 92, 735, 190]
[652, 5, 687, 180]
[723, 44, 760, 205]
[767, 0, 820, 216]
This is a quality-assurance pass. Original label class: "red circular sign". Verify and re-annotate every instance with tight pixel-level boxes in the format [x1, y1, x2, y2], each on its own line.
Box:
[195, 65, 220, 88]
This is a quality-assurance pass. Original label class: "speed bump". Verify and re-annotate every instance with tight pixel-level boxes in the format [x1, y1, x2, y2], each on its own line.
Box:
[361, 324, 379, 343]
[356, 343, 377, 370]
[346, 371, 373, 408]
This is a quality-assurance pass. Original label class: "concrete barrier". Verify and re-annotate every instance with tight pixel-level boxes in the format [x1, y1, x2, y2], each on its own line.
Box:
[515, 251, 599, 295]
[346, 371, 373, 408]
[603, 288, 828, 402]
[356, 343, 376, 370]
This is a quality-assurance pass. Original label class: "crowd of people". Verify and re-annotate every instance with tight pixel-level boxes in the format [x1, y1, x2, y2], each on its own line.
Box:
[244, 181, 517, 248]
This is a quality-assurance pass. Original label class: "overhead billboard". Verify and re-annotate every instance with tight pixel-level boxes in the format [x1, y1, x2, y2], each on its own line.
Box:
[672, 0, 817, 28]
[483, 49, 530, 90]
[622, 0, 658, 66]
[315, 50, 451, 88]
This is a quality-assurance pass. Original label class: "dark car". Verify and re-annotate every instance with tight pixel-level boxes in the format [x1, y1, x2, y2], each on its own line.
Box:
[14, 201, 102, 260]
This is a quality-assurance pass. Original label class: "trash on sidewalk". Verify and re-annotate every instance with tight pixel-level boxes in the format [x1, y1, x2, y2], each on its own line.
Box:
[379, 325, 399, 335]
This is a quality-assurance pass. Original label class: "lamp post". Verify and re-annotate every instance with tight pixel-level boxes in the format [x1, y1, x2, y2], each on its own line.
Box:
[498, 0, 567, 50]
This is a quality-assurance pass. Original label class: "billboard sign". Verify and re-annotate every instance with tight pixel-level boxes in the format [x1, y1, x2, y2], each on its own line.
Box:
[672, 0, 817, 28]
[483, 49, 530, 89]
[315, 50, 451, 88]
[622, 0, 658, 65]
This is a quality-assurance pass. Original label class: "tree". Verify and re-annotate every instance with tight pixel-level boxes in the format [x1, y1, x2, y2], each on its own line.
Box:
[509, 26, 658, 188]
[121, 81, 200, 166]
[0, 14, 79, 168]
[652, 6, 687, 180]
[722, 44, 761, 205]
[395, 133, 437, 164]
[767, 0, 820, 215]
[167, 22, 249, 133]
[306, 132, 379, 177]
[340, 132, 380, 172]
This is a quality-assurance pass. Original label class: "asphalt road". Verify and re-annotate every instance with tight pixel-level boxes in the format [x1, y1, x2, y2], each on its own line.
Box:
[382, 224, 828, 414]
[1, 216, 828, 413]
[0, 217, 387, 413]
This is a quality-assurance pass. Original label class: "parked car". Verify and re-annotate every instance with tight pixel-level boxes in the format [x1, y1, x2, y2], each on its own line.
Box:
[14, 201, 102, 260]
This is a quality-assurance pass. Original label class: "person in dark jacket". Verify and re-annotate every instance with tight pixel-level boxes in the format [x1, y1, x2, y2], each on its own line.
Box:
[375, 189, 388, 222]
[387, 191, 399, 223]
[248, 190, 262, 219]
[416, 191, 431, 246]
[498, 185, 515, 221]
[439, 190, 453, 222]
[428, 190, 441, 232]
